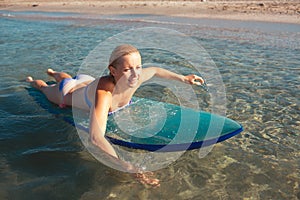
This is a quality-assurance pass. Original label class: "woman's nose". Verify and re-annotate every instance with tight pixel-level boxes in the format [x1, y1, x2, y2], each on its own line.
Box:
[131, 69, 138, 77]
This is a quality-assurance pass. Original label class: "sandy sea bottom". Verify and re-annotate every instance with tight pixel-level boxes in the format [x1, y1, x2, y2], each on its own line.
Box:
[0, 11, 299, 199]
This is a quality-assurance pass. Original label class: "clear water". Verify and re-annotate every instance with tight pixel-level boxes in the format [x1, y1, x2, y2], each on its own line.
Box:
[0, 11, 299, 199]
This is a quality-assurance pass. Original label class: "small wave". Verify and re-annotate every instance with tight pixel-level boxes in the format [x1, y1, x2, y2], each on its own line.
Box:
[1, 13, 15, 18]
[21, 145, 77, 156]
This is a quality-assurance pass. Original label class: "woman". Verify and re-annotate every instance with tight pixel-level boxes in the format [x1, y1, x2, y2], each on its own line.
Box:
[26, 44, 204, 186]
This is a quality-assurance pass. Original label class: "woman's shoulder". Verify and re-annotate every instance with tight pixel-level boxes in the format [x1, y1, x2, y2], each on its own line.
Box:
[96, 75, 115, 91]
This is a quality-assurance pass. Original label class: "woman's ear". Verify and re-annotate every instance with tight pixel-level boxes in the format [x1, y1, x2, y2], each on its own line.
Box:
[108, 65, 116, 76]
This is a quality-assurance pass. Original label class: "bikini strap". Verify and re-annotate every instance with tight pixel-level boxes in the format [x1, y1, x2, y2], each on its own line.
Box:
[108, 99, 132, 115]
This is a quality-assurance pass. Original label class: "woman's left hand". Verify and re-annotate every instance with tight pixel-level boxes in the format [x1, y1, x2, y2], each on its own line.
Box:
[184, 74, 205, 86]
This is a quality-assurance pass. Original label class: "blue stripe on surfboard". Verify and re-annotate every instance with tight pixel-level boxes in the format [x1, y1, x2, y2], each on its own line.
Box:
[63, 116, 243, 152]
[105, 125, 242, 152]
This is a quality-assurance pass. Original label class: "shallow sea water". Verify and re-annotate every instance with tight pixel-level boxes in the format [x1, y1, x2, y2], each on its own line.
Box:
[0, 11, 299, 200]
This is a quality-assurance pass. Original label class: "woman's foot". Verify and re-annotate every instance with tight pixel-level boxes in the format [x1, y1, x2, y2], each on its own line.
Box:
[26, 76, 48, 89]
[46, 68, 72, 82]
[46, 68, 55, 76]
[26, 76, 33, 83]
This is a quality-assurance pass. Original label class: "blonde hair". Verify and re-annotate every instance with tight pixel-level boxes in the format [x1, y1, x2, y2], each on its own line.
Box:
[108, 44, 139, 67]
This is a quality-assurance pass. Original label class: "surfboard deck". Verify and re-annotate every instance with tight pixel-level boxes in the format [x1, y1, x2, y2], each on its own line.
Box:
[27, 87, 243, 152]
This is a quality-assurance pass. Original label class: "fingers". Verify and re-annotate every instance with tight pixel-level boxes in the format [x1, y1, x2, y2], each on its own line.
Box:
[193, 79, 203, 86]
[125, 163, 160, 187]
[135, 172, 160, 187]
[195, 76, 205, 85]
[189, 75, 205, 86]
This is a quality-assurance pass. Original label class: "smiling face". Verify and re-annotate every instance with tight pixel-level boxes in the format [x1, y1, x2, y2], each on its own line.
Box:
[109, 52, 142, 88]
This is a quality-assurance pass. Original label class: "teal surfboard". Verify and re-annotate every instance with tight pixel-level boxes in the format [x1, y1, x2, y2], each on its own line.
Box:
[27, 88, 243, 152]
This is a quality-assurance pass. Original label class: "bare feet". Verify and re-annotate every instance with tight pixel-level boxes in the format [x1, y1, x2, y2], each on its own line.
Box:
[46, 68, 55, 76]
[26, 76, 48, 89]
[26, 76, 33, 83]
[46, 68, 72, 82]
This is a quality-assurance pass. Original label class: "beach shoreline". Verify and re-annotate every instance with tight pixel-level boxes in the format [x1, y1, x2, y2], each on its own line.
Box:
[1, 0, 299, 24]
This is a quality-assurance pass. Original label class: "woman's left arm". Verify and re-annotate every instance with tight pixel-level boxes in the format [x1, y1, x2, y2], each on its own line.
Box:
[141, 67, 204, 85]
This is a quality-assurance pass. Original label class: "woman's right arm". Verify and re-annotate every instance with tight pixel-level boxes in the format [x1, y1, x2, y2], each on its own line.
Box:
[89, 89, 160, 187]
[89, 90, 119, 158]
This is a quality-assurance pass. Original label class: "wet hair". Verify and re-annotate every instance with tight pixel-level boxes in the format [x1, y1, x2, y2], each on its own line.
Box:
[108, 44, 139, 68]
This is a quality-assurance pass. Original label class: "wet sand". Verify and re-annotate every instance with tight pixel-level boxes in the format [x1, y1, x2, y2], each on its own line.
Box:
[1, 0, 300, 24]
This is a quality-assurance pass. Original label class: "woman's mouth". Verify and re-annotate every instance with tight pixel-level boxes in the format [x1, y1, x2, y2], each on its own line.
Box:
[128, 78, 138, 86]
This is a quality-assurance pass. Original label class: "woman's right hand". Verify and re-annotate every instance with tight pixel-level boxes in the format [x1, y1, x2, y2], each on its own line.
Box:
[122, 161, 160, 187]
[135, 171, 160, 187]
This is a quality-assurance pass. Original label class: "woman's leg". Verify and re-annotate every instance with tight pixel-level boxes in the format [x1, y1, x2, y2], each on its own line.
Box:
[26, 76, 61, 105]
[47, 68, 72, 82]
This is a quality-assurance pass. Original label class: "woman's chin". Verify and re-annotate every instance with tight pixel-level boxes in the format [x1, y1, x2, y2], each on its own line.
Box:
[128, 80, 138, 87]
